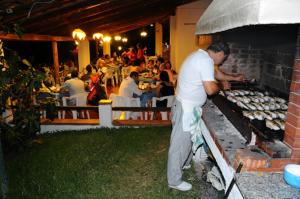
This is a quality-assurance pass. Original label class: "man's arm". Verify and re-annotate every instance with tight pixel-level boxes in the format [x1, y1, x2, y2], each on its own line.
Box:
[203, 80, 219, 96]
[215, 69, 245, 81]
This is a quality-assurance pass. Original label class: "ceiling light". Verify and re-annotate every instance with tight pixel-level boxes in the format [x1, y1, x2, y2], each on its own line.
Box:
[72, 28, 86, 41]
[140, 31, 147, 37]
[93, 33, 103, 40]
[114, 35, 121, 41]
[122, 37, 128, 43]
[118, 46, 122, 51]
[103, 36, 112, 42]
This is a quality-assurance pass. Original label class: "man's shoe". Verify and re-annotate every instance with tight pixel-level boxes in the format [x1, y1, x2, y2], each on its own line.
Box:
[169, 181, 192, 191]
[183, 164, 191, 170]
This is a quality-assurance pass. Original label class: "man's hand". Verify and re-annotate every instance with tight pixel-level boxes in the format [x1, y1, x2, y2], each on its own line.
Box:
[233, 74, 246, 81]
[221, 80, 231, 90]
[203, 80, 219, 95]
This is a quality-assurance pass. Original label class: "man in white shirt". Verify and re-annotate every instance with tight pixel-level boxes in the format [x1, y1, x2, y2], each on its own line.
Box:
[119, 71, 143, 97]
[167, 42, 230, 191]
[60, 70, 86, 105]
[119, 71, 156, 107]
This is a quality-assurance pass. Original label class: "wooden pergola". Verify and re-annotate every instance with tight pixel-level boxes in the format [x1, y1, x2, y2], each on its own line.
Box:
[0, 0, 197, 83]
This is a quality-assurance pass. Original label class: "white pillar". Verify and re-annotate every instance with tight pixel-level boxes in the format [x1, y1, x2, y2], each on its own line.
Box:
[99, 100, 113, 128]
[155, 22, 163, 57]
[78, 39, 90, 72]
[173, 0, 212, 72]
[103, 41, 111, 57]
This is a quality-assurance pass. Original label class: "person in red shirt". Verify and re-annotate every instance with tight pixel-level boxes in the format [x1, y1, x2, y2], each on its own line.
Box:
[126, 47, 137, 65]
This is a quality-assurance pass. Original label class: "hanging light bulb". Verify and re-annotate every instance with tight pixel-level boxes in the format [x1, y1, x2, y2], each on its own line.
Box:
[114, 35, 121, 41]
[140, 31, 147, 37]
[122, 37, 128, 43]
[118, 46, 122, 51]
[93, 33, 103, 40]
[103, 36, 112, 42]
[72, 28, 86, 41]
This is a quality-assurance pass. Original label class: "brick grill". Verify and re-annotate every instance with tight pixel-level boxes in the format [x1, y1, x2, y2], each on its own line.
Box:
[217, 26, 300, 171]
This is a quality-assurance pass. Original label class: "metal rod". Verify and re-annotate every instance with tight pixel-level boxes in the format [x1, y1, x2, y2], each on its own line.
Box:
[223, 162, 243, 199]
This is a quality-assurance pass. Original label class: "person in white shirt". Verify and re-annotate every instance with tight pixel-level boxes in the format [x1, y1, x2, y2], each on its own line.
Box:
[167, 42, 230, 192]
[60, 70, 86, 105]
[119, 71, 156, 107]
[119, 71, 143, 98]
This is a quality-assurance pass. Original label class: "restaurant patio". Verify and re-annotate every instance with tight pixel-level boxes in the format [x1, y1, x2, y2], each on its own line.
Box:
[2, 0, 300, 198]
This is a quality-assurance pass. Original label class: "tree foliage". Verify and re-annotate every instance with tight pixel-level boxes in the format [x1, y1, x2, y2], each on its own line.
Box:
[0, 38, 44, 150]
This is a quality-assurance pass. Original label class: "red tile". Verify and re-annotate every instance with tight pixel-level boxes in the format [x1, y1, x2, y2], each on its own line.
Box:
[292, 70, 300, 81]
[285, 122, 300, 138]
[290, 81, 300, 92]
[271, 158, 300, 169]
[294, 59, 300, 70]
[287, 102, 300, 116]
[284, 133, 300, 148]
[291, 149, 300, 158]
[289, 92, 300, 105]
[286, 113, 300, 128]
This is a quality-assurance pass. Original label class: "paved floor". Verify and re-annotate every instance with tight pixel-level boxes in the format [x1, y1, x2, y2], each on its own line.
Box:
[193, 160, 224, 199]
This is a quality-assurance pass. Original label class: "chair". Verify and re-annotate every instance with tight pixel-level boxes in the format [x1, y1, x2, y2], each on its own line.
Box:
[109, 93, 141, 120]
[151, 95, 175, 120]
[62, 92, 90, 119]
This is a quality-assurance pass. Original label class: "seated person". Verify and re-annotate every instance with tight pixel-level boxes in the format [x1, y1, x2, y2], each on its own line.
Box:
[155, 71, 175, 107]
[87, 75, 107, 106]
[156, 71, 175, 97]
[81, 64, 93, 82]
[119, 71, 156, 107]
[164, 61, 175, 84]
[59, 70, 85, 105]
[146, 59, 155, 70]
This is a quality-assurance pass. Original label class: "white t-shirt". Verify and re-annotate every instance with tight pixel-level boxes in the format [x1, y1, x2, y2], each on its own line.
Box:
[62, 78, 85, 96]
[176, 49, 215, 108]
[119, 76, 143, 97]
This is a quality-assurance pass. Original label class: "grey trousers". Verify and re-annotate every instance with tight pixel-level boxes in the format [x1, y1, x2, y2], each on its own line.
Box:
[167, 99, 193, 186]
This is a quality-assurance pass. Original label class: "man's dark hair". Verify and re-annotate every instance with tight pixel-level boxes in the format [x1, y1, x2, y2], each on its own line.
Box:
[207, 42, 230, 57]
[86, 64, 92, 73]
[71, 70, 78, 78]
[130, 71, 139, 78]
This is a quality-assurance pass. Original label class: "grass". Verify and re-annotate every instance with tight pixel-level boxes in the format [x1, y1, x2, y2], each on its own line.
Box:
[6, 127, 203, 199]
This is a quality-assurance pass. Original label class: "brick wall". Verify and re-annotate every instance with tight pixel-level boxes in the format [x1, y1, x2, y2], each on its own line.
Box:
[220, 43, 262, 81]
[260, 49, 294, 94]
[220, 42, 295, 95]
[219, 26, 298, 95]
[285, 27, 300, 159]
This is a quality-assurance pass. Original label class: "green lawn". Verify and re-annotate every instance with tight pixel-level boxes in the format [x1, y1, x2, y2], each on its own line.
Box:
[6, 127, 202, 199]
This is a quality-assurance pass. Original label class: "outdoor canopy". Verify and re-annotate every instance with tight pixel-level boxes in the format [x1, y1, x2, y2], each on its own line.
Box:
[195, 0, 300, 35]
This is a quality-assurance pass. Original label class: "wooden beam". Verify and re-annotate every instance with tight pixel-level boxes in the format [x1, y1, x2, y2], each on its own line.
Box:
[51, 41, 60, 84]
[29, 0, 154, 34]
[0, 33, 73, 41]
